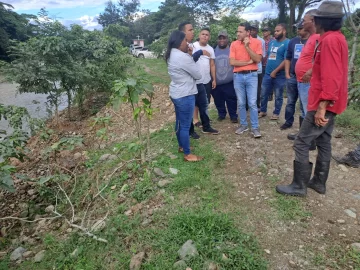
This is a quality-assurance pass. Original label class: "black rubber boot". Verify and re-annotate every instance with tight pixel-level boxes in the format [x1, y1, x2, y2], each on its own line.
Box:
[287, 116, 303, 141]
[307, 160, 330, 194]
[276, 161, 313, 196]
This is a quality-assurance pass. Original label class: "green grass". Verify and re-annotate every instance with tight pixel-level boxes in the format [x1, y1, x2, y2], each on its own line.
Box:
[269, 194, 312, 221]
[312, 245, 360, 269]
[131, 58, 170, 85]
[5, 126, 267, 270]
[337, 104, 360, 138]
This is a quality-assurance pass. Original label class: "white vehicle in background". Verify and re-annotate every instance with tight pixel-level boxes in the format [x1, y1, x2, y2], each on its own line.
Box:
[135, 47, 156, 59]
[131, 46, 143, 56]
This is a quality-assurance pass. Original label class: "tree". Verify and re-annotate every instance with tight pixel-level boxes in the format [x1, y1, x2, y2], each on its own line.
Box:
[0, 2, 36, 61]
[341, 1, 360, 102]
[267, 0, 322, 35]
[98, 0, 140, 28]
[98, 1, 121, 27]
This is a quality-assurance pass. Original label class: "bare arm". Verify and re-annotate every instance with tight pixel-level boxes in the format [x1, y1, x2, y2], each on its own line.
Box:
[270, 60, 285, 78]
[230, 58, 253, 67]
[210, 58, 216, 89]
[245, 46, 262, 63]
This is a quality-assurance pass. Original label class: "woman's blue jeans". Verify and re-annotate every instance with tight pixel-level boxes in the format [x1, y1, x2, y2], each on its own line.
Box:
[171, 95, 195, 155]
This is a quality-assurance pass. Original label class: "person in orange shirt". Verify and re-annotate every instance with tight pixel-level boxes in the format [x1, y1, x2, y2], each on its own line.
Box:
[230, 23, 263, 138]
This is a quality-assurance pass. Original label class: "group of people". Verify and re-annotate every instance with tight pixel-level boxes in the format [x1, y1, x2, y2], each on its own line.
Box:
[166, 1, 349, 196]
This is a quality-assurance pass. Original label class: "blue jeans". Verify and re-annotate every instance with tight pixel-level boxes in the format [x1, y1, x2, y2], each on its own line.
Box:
[284, 75, 303, 126]
[171, 95, 195, 155]
[260, 74, 286, 115]
[298, 82, 310, 117]
[233, 72, 259, 129]
[211, 81, 238, 119]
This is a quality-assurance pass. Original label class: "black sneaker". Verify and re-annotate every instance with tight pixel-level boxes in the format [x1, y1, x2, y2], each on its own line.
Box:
[280, 123, 292, 130]
[217, 116, 225, 121]
[230, 118, 238, 123]
[190, 131, 200, 139]
[202, 127, 219, 135]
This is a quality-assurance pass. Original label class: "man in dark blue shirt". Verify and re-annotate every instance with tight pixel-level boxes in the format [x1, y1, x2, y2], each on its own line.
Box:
[281, 21, 309, 129]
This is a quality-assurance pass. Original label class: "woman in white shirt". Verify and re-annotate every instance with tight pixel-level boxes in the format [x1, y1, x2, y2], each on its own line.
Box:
[166, 30, 203, 162]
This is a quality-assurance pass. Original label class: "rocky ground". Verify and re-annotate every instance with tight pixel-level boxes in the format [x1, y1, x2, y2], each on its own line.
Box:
[1, 84, 359, 269]
[201, 101, 360, 269]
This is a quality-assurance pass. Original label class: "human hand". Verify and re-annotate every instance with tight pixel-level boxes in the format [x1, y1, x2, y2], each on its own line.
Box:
[244, 37, 250, 47]
[248, 59, 254, 64]
[212, 80, 216, 89]
[188, 45, 193, 55]
[314, 108, 329, 127]
[302, 69, 312, 83]
[286, 73, 291, 80]
[270, 71, 277, 78]
[202, 50, 210, 57]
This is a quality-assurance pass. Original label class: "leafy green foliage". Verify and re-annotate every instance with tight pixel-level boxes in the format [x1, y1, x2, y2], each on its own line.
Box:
[0, 163, 16, 192]
[1, 19, 133, 119]
[111, 77, 155, 162]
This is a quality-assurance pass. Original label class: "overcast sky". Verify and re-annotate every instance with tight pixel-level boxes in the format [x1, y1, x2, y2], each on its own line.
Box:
[7, 0, 360, 30]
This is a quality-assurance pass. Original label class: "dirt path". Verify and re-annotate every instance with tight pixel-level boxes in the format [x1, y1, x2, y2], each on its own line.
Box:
[203, 102, 360, 269]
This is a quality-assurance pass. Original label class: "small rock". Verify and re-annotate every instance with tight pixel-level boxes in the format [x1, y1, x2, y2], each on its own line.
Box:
[339, 164, 349, 172]
[345, 209, 357, 219]
[141, 218, 152, 226]
[99, 154, 117, 162]
[125, 210, 133, 216]
[70, 248, 79, 258]
[27, 189, 36, 196]
[169, 168, 179, 175]
[264, 249, 271, 254]
[206, 262, 218, 270]
[173, 260, 187, 269]
[337, 219, 346, 224]
[34, 250, 46, 263]
[222, 253, 228, 260]
[339, 234, 346, 237]
[153, 167, 166, 177]
[45, 205, 55, 213]
[169, 154, 178, 160]
[130, 252, 145, 270]
[289, 260, 296, 267]
[158, 180, 171, 188]
[22, 251, 33, 258]
[178, 240, 199, 261]
[73, 152, 82, 160]
[351, 243, 360, 252]
[10, 247, 26, 261]
[66, 228, 73, 233]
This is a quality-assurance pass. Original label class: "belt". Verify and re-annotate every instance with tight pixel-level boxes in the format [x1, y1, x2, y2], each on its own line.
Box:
[234, 70, 257, 74]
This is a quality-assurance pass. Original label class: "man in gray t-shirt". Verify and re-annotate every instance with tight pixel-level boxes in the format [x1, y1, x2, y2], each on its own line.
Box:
[212, 30, 238, 122]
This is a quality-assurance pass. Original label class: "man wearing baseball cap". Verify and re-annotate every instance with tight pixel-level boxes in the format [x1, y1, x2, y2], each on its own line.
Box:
[212, 30, 238, 123]
[276, 1, 348, 196]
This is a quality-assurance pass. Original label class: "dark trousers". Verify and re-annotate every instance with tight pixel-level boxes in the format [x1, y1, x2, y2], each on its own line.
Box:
[190, 83, 211, 134]
[211, 81, 238, 119]
[257, 73, 263, 109]
[284, 75, 299, 126]
[294, 110, 336, 163]
[204, 81, 212, 103]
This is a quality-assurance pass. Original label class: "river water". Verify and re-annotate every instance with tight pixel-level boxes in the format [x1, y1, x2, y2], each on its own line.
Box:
[0, 81, 67, 133]
[0, 81, 67, 161]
